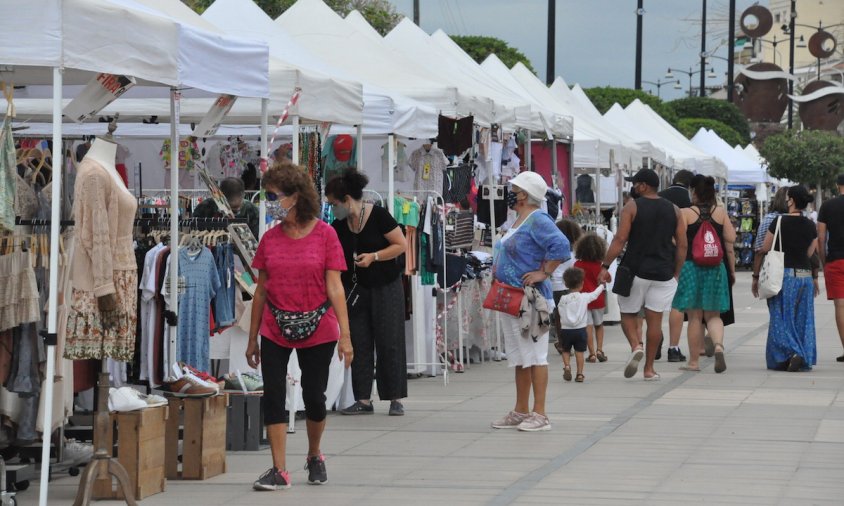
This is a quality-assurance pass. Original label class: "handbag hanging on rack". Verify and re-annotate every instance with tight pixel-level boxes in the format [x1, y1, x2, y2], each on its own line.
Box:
[757, 216, 784, 299]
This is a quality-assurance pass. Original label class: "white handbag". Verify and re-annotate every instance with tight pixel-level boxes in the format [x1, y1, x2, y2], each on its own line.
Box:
[758, 217, 784, 299]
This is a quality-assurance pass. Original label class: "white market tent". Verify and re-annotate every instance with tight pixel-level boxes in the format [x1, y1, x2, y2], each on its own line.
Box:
[479, 54, 573, 139]
[621, 100, 727, 180]
[509, 62, 625, 169]
[567, 83, 669, 167]
[546, 77, 644, 165]
[690, 128, 768, 185]
[276, 0, 475, 126]
[428, 30, 558, 137]
[203, 0, 438, 138]
[0, 2, 270, 504]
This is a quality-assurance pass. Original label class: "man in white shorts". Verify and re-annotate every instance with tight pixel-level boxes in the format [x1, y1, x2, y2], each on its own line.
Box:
[598, 169, 687, 380]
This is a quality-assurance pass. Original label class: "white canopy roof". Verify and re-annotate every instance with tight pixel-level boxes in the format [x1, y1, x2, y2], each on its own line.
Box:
[276, 0, 471, 126]
[428, 30, 551, 135]
[201, 0, 364, 126]
[204, 0, 438, 136]
[479, 55, 573, 139]
[546, 77, 645, 166]
[690, 128, 767, 184]
[0, 0, 269, 97]
[508, 63, 625, 169]
[566, 83, 668, 166]
[619, 100, 726, 179]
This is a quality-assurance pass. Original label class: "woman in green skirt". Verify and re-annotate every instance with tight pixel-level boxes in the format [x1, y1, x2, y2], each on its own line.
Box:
[672, 175, 736, 373]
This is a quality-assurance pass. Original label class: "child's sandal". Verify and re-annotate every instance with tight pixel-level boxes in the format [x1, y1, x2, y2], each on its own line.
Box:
[575, 373, 585, 383]
[596, 350, 607, 362]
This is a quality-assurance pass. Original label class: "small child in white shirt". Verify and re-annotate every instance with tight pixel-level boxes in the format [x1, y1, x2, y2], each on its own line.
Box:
[557, 267, 605, 383]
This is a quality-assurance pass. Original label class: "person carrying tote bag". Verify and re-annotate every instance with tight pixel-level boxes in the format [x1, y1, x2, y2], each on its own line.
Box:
[756, 216, 784, 299]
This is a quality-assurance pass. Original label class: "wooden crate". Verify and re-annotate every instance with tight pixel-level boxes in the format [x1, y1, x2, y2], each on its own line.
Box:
[92, 405, 168, 501]
[165, 394, 228, 480]
[226, 392, 264, 451]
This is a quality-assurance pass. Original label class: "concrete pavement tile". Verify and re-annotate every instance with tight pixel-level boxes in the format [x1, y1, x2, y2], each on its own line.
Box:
[729, 403, 830, 419]
[743, 388, 837, 407]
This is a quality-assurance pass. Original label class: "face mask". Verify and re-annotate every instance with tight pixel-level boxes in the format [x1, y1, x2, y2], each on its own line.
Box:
[268, 196, 294, 221]
[332, 203, 350, 220]
[506, 191, 520, 210]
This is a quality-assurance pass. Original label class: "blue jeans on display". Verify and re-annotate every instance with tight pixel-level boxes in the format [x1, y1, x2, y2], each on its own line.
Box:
[214, 243, 236, 328]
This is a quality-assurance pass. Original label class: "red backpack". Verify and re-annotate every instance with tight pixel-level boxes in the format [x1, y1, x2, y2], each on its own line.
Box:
[691, 208, 723, 267]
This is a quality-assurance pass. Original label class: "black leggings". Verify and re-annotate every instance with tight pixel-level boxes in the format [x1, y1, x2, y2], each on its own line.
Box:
[261, 337, 335, 425]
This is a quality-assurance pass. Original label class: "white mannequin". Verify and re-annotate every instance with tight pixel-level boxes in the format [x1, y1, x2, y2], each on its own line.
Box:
[83, 138, 130, 194]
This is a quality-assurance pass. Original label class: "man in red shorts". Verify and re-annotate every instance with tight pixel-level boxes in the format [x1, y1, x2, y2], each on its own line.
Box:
[817, 173, 844, 362]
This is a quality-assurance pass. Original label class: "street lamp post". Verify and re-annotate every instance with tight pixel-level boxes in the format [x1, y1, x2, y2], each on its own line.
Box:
[635, 0, 644, 89]
[666, 66, 717, 97]
[700, 0, 707, 97]
[642, 79, 680, 98]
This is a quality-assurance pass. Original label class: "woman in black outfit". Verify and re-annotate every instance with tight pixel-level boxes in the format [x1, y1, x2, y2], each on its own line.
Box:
[753, 185, 819, 371]
[325, 169, 409, 415]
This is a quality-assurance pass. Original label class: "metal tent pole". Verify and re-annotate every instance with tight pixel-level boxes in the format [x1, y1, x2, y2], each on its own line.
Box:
[167, 88, 180, 378]
[259, 98, 269, 238]
[38, 65, 63, 506]
[292, 115, 300, 165]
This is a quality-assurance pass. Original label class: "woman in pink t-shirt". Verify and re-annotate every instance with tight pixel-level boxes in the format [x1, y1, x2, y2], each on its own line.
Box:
[245, 162, 352, 491]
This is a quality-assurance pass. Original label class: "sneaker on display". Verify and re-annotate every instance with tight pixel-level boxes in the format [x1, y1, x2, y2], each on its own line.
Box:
[224, 371, 264, 392]
[253, 467, 291, 491]
[107, 387, 147, 412]
[63, 439, 94, 464]
[305, 454, 328, 485]
[165, 375, 218, 398]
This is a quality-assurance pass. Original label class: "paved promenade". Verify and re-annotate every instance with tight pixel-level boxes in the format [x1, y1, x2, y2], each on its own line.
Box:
[34, 273, 844, 505]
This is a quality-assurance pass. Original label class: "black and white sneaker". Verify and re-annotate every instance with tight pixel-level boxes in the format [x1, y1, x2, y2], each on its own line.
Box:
[253, 467, 291, 491]
[305, 454, 328, 485]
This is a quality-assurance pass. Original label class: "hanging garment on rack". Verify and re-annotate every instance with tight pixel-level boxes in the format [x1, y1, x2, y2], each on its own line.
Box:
[393, 196, 420, 228]
[381, 141, 409, 183]
[444, 209, 474, 250]
[213, 243, 236, 328]
[160, 137, 201, 172]
[163, 248, 221, 372]
[139, 242, 166, 386]
[443, 164, 472, 204]
[301, 131, 324, 197]
[322, 134, 354, 184]
[437, 115, 473, 156]
[0, 114, 17, 233]
[476, 185, 509, 228]
[115, 143, 130, 186]
[501, 136, 520, 179]
[64, 158, 139, 361]
[0, 251, 40, 332]
[409, 145, 448, 194]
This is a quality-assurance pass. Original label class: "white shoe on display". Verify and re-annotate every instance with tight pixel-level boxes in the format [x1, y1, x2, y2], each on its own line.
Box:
[108, 387, 147, 412]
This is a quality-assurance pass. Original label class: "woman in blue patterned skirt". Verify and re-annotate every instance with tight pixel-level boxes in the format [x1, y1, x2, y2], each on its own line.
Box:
[672, 175, 736, 373]
[753, 185, 820, 371]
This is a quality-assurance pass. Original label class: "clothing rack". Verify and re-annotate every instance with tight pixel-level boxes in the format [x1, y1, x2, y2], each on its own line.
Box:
[375, 188, 451, 382]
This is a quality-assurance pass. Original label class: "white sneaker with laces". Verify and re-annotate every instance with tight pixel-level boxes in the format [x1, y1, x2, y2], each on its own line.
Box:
[108, 387, 147, 412]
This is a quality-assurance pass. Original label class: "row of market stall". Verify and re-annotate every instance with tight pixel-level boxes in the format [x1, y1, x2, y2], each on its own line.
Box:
[0, 0, 779, 503]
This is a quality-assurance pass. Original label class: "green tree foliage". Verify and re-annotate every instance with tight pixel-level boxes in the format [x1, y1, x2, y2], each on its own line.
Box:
[677, 118, 744, 148]
[450, 36, 535, 74]
[667, 97, 751, 144]
[184, 0, 400, 35]
[583, 87, 679, 126]
[759, 130, 844, 189]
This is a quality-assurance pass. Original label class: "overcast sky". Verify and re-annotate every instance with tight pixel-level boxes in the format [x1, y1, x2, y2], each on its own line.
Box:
[387, 0, 759, 101]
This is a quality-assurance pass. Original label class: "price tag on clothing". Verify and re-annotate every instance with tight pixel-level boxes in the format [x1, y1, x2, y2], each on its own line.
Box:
[422, 161, 431, 180]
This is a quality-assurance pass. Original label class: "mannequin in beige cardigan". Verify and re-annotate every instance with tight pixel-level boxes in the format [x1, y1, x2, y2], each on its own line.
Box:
[64, 137, 138, 361]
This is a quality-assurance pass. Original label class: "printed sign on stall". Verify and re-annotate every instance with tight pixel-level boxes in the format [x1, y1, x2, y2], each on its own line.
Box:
[63, 73, 136, 123]
[194, 94, 237, 138]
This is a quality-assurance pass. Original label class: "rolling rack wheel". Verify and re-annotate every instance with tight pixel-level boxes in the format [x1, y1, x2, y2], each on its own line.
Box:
[69, 466, 80, 477]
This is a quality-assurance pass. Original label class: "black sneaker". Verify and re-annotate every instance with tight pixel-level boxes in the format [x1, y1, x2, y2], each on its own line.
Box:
[305, 454, 327, 485]
[389, 400, 405, 416]
[667, 348, 686, 363]
[341, 401, 374, 415]
[253, 467, 290, 491]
